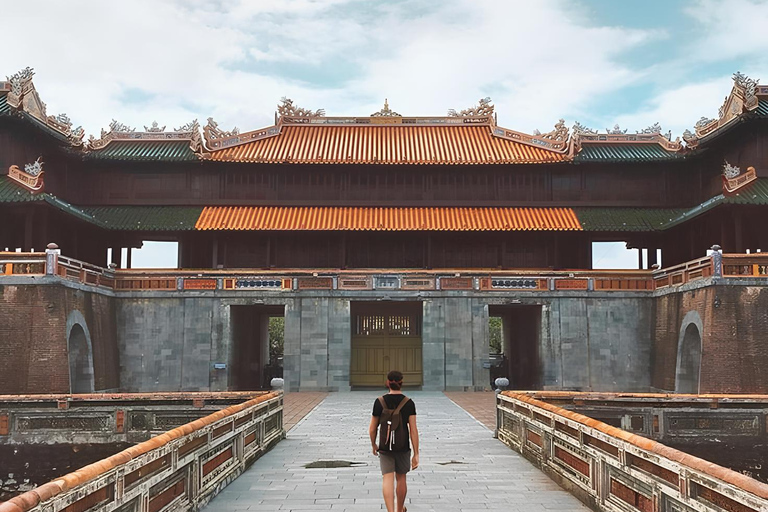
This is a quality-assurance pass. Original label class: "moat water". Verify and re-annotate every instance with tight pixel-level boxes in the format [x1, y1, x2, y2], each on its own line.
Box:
[668, 441, 768, 484]
[0, 443, 131, 501]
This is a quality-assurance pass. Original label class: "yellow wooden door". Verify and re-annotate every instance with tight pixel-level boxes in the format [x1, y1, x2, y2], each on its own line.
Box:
[350, 305, 423, 387]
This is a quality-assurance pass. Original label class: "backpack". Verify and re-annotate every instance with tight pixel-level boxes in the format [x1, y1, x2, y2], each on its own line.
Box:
[377, 395, 411, 452]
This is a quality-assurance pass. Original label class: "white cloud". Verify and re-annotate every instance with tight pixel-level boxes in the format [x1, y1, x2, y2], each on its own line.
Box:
[612, 78, 733, 138]
[1, 0, 662, 137]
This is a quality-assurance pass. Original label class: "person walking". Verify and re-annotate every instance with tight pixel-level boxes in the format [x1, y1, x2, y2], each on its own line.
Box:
[369, 370, 419, 512]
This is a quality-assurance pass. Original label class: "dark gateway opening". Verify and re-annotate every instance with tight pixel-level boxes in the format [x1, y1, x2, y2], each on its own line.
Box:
[230, 305, 285, 390]
[489, 305, 542, 389]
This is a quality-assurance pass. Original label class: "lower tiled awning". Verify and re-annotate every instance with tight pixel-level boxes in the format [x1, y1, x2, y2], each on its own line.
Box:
[195, 206, 582, 231]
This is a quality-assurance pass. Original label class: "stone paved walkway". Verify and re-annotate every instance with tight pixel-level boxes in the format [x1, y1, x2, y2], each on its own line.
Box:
[205, 392, 589, 511]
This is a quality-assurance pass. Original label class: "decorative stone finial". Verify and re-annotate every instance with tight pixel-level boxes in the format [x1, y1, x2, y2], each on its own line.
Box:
[371, 98, 401, 117]
[144, 121, 165, 132]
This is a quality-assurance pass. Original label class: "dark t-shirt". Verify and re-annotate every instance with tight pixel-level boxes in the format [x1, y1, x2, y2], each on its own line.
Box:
[372, 394, 417, 452]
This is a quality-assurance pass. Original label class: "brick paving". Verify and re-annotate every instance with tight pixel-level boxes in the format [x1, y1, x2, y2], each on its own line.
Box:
[283, 392, 328, 431]
[205, 391, 589, 511]
[443, 391, 498, 430]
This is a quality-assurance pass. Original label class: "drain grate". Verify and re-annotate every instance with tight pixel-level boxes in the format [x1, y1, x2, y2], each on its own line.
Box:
[304, 460, 367, 469]
[437, 460, 470, 465]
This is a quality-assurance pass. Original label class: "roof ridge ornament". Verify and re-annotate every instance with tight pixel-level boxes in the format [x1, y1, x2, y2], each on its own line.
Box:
[8, 156, 45, 192]
[108, 120, 135, 134]
[722, 161, 741, 179]
[685, 71, 761, 148]
[7, 67, 35, 100]
[204, 117, 239, 141]
[371, 98, 401, 117]
[88, 118, 201, 151]
[448, 97, 494, 117]
[24, 157, 44, 177]
[5, 66, 84, 146]
[534, 119, 568, 142]
[144, 121, 165, 132]
[607, 124, 627, 134]
[277, 97, 325, 118]
[572, 122, 597, 135]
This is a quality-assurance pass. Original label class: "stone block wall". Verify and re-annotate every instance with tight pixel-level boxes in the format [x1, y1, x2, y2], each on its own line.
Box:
[117, 297, 223, 392]
[0, 281, 119, 394]
[544, 297, 653, 392]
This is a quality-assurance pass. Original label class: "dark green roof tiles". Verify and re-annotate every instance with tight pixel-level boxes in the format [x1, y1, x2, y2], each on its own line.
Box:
[756, 99, 768, 117]
[79, 206, 202, 231]
[0, 93, 9, 116]
[85, 140, 198, 162]
[575, 208, 687, 231]
[0, 175, 45, 202]
[575, 144, 683, 162]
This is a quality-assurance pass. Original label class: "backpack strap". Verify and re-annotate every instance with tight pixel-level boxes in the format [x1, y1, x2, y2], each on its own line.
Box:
[377, 396, 388, 411]
[393, 396, 410, 415]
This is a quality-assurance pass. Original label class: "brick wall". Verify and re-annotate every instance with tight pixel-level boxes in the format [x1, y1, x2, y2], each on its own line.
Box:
[653, 285, 768, 393]
[0, 284, 119, 394]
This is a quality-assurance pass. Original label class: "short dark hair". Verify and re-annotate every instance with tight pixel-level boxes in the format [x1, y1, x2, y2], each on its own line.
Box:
[387, 370, 404, 390]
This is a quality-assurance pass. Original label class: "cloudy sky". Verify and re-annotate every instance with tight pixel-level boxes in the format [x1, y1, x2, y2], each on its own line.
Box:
[4, 0, 767, 268]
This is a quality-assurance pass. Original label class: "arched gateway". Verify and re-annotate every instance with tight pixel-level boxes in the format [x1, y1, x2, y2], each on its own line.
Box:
[67, 312, 95, 394]
[675, 322, 702, 394]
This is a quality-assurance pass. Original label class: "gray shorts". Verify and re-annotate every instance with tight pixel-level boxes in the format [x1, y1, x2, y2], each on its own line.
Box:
[379, 450, 411, 475]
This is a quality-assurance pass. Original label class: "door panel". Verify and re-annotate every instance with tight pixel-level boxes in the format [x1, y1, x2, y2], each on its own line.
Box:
[350, 306, 423, 387]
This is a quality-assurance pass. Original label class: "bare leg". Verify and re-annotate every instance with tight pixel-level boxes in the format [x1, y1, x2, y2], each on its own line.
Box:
[382, 472, 395, 512]
[396, 473, 408, 512]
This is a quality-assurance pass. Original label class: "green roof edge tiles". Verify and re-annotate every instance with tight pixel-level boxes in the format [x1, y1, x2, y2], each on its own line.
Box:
[0, 93, 9, 116]
[575, 144, 683, 163]
[84, 140, 198, 162]
[0, 176, 201, 230]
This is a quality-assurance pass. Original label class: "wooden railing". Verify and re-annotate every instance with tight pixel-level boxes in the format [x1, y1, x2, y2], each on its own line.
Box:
[0, 392, 283, 512]
[0, 252, 46, 276]
[3, 248, 768, 293]
[497, 391, 768, 512]
[56, 255, 116, 289]
[722, 254, 768, 277]
[651, 256, 713, 289]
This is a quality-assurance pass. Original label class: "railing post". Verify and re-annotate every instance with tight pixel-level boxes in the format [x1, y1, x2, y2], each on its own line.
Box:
[710, 244, 722, 278]
[45, 242, 60, 276]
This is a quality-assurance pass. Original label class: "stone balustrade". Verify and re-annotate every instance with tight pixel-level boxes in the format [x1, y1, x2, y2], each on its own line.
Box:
[497, 391, 768, 512]
[0, 391, 283, 512]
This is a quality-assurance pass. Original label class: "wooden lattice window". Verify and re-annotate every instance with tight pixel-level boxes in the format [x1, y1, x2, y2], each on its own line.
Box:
[356, 315, 387, 336]
[355, 313, 421, 336]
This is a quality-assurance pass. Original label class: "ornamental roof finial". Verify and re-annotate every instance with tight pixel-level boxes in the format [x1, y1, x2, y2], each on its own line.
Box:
[371, 98, 401, 117]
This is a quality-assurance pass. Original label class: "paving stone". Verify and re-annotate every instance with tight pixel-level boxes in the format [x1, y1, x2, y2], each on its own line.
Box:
[204, 392, 589, 512]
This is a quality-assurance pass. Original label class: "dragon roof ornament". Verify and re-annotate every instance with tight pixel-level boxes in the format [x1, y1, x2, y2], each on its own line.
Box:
[448, 97, 494, 117]
[572, 122, 597, 135]
[722, 161, 741, 179]
[24, 157, 44, 177]
[277, 97, 325, 119]
[370, 99, 401, 117]
[4, 66, 85, 146]
[534, 119, 569, 142]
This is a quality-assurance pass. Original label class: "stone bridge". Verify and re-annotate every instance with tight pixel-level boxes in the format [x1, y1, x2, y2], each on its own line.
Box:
[1, 391, 767, 512]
